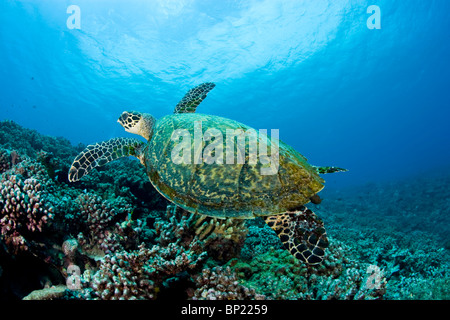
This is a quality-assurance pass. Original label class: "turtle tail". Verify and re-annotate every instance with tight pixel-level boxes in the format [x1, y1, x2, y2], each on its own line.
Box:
[313, 166, 348, 174]
[68, 137, 144, 182]
[263, 206, 329, 265]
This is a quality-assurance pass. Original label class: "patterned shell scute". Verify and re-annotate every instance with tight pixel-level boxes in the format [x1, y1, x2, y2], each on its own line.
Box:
[144, 113, 324, 219]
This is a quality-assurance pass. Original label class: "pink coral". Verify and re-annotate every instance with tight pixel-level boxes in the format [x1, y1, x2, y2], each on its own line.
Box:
[75, 192, 133, 255]
[82, 240, 207, 300]
[62, 238, 78, 259]
[0, 161, 54, 252]
[87, 245, 157, 300]
[192, 266, 266, 300]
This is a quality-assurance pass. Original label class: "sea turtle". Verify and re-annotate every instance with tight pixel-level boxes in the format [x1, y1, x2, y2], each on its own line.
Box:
[68, 83, 346, 265]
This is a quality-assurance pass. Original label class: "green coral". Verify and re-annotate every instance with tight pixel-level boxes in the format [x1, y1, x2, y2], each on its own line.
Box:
[229, 237, 386, 300]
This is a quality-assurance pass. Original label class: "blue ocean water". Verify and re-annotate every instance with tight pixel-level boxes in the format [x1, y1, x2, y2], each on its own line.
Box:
[1, 0, 450, 188]
[1, 0, 450, 303]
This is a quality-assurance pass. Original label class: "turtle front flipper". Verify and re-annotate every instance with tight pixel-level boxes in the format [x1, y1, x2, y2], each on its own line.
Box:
[174, 82, 215, 114]
[263, 206, 329, 265]
[68, 137, 144, 182]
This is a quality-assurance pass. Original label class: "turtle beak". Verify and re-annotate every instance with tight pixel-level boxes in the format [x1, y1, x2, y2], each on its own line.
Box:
[117, 112, 127, 126]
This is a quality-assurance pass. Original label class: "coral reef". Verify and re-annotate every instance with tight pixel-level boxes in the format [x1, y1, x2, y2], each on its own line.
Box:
[317, 171, 450, 300]
[81, 241, 207, 300]
[0, 147, 22, 174]
[0, 159, 54, 253]
[0, 120, 79, 163]
[191, 266, 265, 300]
[85, 245, 158, 300]
[230, 238, 386, 300]
[155, 205, 248, 262]
[0, 120, 449, 301]
[75, 192, 133, 256]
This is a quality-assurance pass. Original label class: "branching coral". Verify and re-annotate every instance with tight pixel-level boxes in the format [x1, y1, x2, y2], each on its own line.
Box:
[75, 192, 133, 257]
[83, 241, 207, 300]
[86, 245, 157, 300]
[308, 263, 386, 300]
[155, 205, 248, 262]
[155, 205, 196, 246]
[191, 266, 265, 300]
[0, 159, 54, 252]
[149, 241, 207, 278]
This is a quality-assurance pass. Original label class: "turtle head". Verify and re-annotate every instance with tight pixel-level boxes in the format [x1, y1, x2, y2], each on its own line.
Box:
[118, 111, 156, 141]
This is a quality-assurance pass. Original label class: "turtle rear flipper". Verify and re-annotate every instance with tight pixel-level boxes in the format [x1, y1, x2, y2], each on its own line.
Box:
[264, 206, 329, 265]
[174, 82, 215, 114]
[68, 137, 144, 182]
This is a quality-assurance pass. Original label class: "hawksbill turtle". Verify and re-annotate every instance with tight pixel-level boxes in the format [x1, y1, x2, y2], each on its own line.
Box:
[68, 83, 347, 265]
